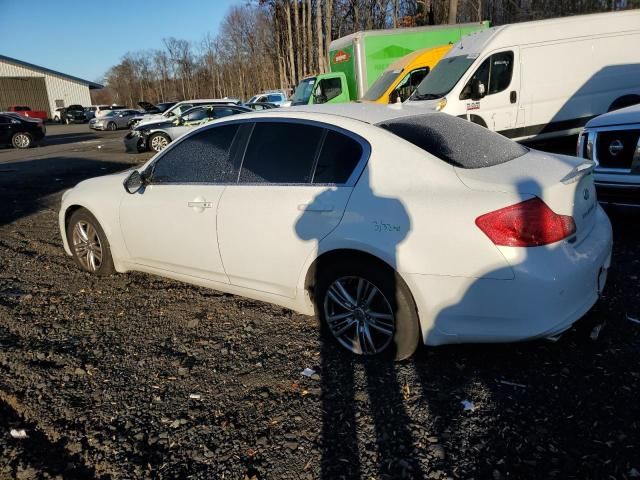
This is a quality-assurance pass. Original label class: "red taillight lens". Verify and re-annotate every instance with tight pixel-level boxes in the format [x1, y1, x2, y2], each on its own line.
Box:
[476, 197, 576, 247]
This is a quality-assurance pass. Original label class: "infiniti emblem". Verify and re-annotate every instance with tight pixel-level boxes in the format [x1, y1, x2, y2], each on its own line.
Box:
[583, 188, 590, 201]
[609, 139, 624, 156]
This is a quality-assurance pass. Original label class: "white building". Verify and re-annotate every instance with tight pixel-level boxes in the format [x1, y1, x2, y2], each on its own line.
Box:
[0, 54, 102, 119]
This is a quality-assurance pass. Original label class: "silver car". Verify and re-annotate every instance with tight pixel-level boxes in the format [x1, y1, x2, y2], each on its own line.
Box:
[125, 104, 251, 153]
[89, 109, 142, 131]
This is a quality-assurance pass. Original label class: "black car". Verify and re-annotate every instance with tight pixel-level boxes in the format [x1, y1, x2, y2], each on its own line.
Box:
[0, 113, 46, 148]
[58, 104, 87, 124]
[137, 101, 177, 115]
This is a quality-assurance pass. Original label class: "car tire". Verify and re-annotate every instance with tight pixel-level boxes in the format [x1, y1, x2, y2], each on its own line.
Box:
[65, 117, 71, 125]
[315, 259, 420, 360]
[11, 132, 32, 149]
[66, 208, 115, 276]
[148, 132, 170, 153]
[107, 122, 117, 131]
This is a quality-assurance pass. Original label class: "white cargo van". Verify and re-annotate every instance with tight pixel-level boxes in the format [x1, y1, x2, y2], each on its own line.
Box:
[406, 9, 640, 141]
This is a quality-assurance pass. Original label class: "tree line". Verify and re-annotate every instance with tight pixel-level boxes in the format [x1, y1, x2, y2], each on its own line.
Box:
[92, 0, 637, 106]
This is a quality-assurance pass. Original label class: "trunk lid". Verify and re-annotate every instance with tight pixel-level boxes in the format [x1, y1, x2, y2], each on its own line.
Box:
[455, 151, 597, 244]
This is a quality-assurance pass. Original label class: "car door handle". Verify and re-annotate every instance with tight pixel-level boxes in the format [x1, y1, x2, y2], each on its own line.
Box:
[298, 203, 334, 212]
[188, 201, 213, 208]
[510, 91, 517, 104]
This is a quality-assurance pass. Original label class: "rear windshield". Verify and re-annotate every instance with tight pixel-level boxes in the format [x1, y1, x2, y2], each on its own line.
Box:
[377, 114, 528, 169]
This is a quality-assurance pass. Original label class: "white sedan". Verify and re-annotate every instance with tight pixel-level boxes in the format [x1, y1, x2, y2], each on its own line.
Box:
[59, 104, 612, 360]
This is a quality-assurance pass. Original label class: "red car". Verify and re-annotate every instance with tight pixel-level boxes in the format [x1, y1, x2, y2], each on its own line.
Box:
[8, 105, 47, 122]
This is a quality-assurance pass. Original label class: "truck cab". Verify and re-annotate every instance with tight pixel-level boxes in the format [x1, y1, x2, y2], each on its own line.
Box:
[361, 45, 452, 104]
[290, 73, 350, 106]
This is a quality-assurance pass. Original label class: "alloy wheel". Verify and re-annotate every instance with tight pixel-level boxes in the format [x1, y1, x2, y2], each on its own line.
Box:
[13, 134, 30, 148]
[323, 276, 395, 355]
[72, 221, 103, 272]
[151, 135, 168, 152]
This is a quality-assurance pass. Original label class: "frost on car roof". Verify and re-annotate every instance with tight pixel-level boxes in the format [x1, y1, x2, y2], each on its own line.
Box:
[377, 114, 528, 169]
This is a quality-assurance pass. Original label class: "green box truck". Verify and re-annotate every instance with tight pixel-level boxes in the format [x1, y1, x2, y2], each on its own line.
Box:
[290, 21, 490, 106]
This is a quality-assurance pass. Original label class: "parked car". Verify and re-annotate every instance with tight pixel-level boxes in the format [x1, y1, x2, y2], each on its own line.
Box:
[94, 105, 127, 119]
[125, 104, 251, 153]
[8, 105, 47, 122]
[57, 104, 87, 124]
[84, 107, 96, 121]
[130, 99, 241, 129]
[577, 104, 640, 207]
[247, 91, 288, 106]
[406, 9, 640, 141]
[0, 112, 46, 148]
[60, 103, 612, 360]
[137, 101, 177, 114]
[89, 109, 142, 131]
[244, 102, 279, 111]
[52, 107, 64, 123]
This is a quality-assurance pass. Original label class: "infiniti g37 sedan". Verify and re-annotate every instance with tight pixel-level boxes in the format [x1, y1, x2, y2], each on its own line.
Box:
[59, 104, 612, 360]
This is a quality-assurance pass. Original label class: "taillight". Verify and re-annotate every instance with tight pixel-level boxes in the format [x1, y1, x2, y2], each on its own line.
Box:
[476, 197, 576, 247]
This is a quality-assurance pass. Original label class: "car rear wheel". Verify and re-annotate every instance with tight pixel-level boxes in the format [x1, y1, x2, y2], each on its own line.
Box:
[148, 132, 170, 152]
[316, 259, 420, 360]
[67, 208, 115, 276]
[65, 117, 71, 125]
[11, 132, 32, 149]
[107, 122, 117, 131]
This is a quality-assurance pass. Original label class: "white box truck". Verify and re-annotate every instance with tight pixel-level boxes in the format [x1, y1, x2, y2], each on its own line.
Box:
[405, 9, 640, 141]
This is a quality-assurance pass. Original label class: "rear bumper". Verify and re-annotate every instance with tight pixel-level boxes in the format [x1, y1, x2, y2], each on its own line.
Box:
[595, 179, 640, 208]
[408, 206, 613, 346]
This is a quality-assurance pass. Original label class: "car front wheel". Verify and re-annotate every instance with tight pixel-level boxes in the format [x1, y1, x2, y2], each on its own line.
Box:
[67, 208, 115, 276]
[11, 132, 32, 149]
[148, 132, 170, 152]
[316, 260, 420, 360]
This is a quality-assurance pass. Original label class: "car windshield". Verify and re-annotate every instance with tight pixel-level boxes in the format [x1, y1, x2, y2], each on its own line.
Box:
[247, 95, 259, 103]
[291, 78, 316, 104]
[156, 103, 173, 112]
[411, 55, 475, 100]
[362, 70, 402, 101]
[165, 104, 192, 117]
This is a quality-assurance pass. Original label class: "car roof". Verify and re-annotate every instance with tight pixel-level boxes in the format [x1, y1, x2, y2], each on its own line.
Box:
[283, 103, 440, 125]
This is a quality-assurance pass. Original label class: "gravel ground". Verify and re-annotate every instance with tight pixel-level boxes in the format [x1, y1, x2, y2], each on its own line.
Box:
[0, 126, 639, 479]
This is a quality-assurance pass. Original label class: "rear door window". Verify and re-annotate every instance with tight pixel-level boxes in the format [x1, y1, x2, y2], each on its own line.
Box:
[150, 124, 240, 183]
[239, 122, 324, 184]
[312, 130, 363, 184]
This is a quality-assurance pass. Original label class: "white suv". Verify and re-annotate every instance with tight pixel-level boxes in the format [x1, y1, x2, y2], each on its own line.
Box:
[577, 104, 640, 207]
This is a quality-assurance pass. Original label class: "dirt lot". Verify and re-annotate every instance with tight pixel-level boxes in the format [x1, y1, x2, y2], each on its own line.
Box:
[0, 125, 639, 480]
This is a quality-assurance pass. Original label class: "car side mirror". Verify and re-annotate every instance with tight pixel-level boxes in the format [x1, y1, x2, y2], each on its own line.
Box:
[472, 79, 486, 99]
[123, 170, 146, 194]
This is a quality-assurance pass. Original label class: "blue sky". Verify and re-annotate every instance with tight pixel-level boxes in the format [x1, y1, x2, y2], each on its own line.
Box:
[0, 0, 242, 83]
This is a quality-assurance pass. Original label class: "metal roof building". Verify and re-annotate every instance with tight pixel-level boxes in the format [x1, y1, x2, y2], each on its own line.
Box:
[0, 54, 103, 119]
